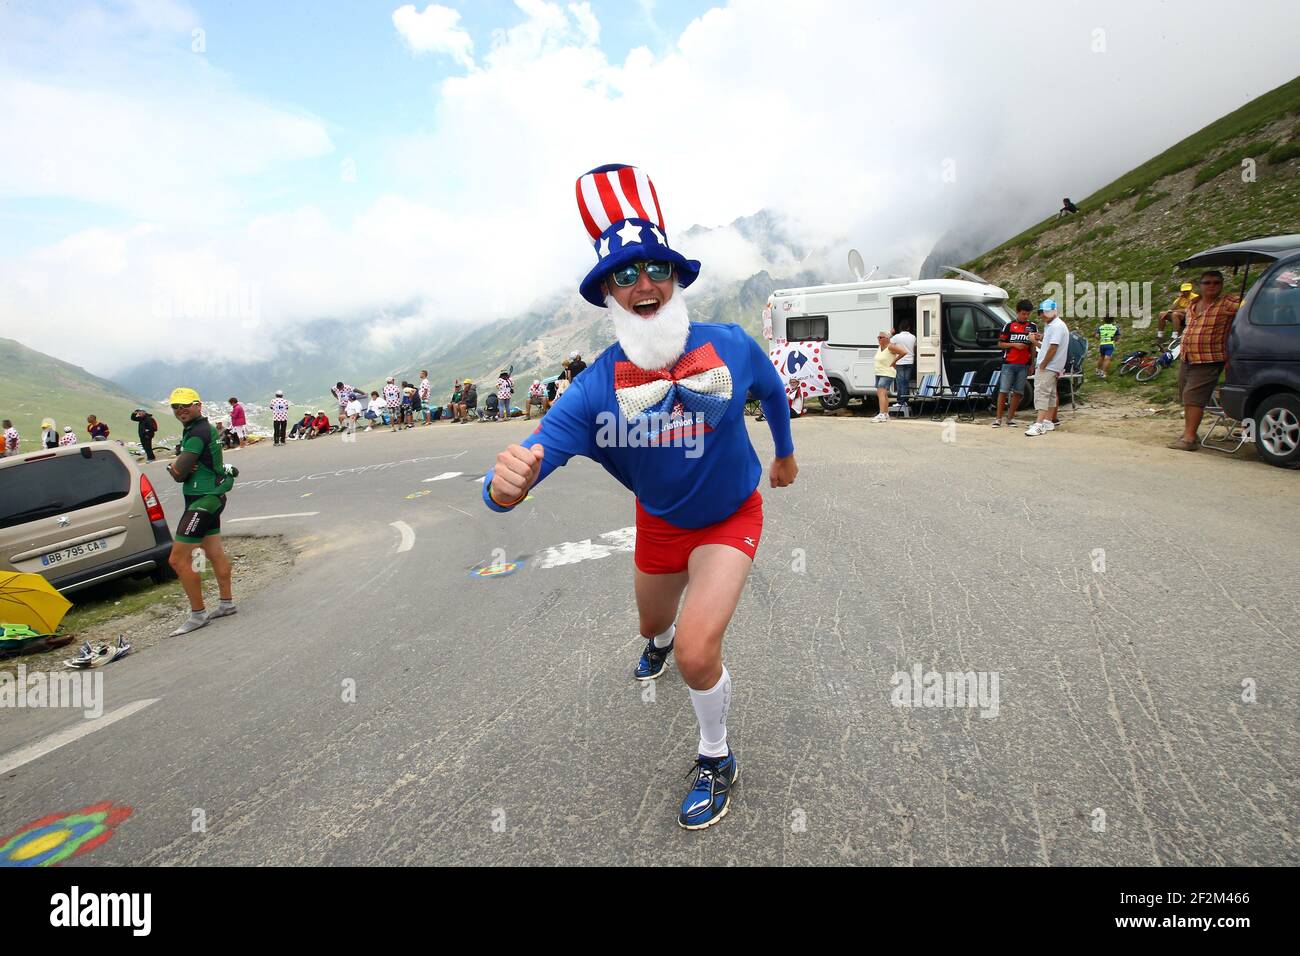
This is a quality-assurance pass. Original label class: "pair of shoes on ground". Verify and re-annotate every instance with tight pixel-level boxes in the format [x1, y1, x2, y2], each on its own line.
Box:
[632, 634, 739, 829]
[169, 602, 237, 637]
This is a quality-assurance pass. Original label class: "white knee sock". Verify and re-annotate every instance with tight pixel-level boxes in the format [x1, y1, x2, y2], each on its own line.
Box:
[689, 666, 731, 758]
[652, 623, 675, 649]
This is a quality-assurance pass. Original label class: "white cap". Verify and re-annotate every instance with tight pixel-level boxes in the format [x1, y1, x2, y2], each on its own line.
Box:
[275, 390, 283, 396]
[387, 376, 395, 382]
[63, 425, 73, 432]
[569, 350, 580, 359]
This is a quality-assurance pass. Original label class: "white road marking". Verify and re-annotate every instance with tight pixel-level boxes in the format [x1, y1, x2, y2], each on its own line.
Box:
[391, 520, 416, 553]
[537, 527, 636, 568]
[423, 472, 463, 482]
[237, 450, 469, 491]
[227, 512, 320, 522]
[0, 698, 161, 775]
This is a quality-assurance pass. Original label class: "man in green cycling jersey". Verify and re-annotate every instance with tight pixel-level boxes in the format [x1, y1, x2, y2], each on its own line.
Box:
[165, 387, 238, 636]
[1096, 319, 1120, 378]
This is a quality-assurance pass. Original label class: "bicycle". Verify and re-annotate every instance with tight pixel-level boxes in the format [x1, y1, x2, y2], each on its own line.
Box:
[1134, 340, 1180, 382]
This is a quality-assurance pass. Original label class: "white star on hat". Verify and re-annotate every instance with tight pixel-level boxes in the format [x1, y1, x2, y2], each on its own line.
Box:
[616, 221, 643, 247]
[649, 225, 665, 246]
[598, 236, 611, 258]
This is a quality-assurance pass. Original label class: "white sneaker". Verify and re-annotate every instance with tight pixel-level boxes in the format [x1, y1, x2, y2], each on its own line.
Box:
[1042, 420, 1056, 432]
[871, 413, 889, 422]
[1025, 422, 1045, 437]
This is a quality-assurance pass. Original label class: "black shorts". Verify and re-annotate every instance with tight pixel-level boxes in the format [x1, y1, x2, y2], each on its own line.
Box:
[176, 494, 227, 543]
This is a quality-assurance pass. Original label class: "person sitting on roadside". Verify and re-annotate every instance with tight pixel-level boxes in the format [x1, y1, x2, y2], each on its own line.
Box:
[993, 299, 1037, 427]
[87, 414, 109, 441]
[1095, 317, 1120, 377]
[526, 379, 545, 420]
[1168, 270, 1240, 452]
[344, 394, 362, 435]
[365, 390, 384, 429]
[1157, 282, 1198, 340]
[310, 411, 330, 438]
[870, 330, 897, 422]
[458, 379, 478, 422]
[289, 412, 313, 440]
[1057, 197, 1078, 219]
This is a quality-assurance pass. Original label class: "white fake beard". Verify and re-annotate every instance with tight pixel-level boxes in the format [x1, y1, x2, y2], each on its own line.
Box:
[606, 285, 691, 371]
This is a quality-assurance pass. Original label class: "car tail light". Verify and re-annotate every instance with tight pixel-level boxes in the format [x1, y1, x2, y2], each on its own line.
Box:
[140, 473, 165, 522]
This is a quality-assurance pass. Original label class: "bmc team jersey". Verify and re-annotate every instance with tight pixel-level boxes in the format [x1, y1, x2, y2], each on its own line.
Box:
[179, 417, 229, 496]
[482, 323, 795, 529]
[999, 320, 1038, 365]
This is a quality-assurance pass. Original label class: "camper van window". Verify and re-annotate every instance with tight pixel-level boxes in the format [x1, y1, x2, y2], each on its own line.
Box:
[946, 305, 1001, 349]
[787, 316, 828, 341]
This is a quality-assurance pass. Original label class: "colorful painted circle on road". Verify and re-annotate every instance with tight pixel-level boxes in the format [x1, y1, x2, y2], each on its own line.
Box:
[472, 562, 519, 578]
[0, 802, 133, 867]
[405, 490, 432, 499]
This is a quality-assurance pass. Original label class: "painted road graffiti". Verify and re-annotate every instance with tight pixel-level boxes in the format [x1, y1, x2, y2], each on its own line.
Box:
[0, 801, 133, 866]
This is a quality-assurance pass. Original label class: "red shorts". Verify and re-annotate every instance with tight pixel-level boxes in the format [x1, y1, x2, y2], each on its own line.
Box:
[634, 490, 764, 574]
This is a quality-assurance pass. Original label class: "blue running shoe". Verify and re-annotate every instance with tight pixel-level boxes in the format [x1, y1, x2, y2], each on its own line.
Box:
[678, 750, 738, 830]
[634, 636, 673, 681]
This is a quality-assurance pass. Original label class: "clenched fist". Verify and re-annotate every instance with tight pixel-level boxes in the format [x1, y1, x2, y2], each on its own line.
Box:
[491, 443, 544, 505]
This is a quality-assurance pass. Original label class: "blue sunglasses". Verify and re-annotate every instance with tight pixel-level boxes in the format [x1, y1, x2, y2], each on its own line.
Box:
[610, 260, 674, 287]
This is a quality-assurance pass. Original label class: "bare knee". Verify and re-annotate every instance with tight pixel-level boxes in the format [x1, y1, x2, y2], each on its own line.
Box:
[674, 637, 722, 689]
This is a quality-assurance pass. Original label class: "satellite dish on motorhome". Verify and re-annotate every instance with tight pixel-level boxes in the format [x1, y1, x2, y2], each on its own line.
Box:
[943, 265, 992, 285]
[847, 249, 866, 281]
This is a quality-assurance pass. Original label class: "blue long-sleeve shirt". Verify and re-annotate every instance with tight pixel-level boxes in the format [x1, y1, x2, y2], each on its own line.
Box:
[483, 322, 795, 528]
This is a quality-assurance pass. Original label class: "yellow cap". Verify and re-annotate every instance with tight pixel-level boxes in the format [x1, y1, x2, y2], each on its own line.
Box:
[1180, 282, 1193, 292]
[463, 378, 472, 385]
[168, 387, 201, 405]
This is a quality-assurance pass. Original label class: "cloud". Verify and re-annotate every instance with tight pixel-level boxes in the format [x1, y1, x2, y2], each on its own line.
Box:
[4, 0, 1300, 374]
[392, 3, 476, 69]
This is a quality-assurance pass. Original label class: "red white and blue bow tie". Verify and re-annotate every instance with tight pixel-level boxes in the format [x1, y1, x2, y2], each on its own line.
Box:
[614, 342, 733, 431]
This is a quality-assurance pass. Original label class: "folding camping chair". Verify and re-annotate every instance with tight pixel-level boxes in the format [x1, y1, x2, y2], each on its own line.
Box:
[902, 373, 939, 418]
[932, 371, 976, 421]
[957, 368, 1001, 422]
[1200, 389, 1251, 454]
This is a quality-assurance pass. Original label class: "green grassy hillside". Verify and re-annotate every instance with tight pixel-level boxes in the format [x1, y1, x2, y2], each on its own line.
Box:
[964, 74, 1300, 406]
[0, 337, 153, 453]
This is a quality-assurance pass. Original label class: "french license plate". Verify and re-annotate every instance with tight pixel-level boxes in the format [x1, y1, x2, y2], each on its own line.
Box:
[41, 538, 109, 567]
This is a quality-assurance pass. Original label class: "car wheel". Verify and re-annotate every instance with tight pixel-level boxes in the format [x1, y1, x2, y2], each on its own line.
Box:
[818, 380, 848, 412]
[1254, 393, 1300, 469]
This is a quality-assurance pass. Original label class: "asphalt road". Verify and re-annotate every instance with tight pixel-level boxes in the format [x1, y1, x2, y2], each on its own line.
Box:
[2, 414, 1297, 865]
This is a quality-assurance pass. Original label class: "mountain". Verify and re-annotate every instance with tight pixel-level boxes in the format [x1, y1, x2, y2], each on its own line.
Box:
[959, 73, 1300, 403]
[0, 337, 152, 453]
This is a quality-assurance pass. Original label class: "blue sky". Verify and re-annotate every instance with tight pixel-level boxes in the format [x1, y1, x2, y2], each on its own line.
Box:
[2, 0, 1298, 372]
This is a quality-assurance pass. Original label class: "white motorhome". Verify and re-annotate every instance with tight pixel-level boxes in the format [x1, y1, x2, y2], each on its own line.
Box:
[767, 275, 1017, 411]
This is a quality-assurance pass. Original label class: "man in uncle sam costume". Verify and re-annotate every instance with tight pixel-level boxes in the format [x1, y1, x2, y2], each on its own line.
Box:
[483, 163, 800, 830]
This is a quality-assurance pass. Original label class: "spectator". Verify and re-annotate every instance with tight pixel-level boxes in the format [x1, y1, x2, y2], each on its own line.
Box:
[2, 420, 18, 457]
[1157, 282, 1199, 340]
[568, 351, 587, 379]
[270, 390, 290, 446]
[58, 425, 77, 447]
[365, 390, 385, 430]
[130, 408, 159, 459]
[1095, 317, 1120, 377]
[41, 419, 58, 450]
[383, 377, 402, 432]
[401, 381, 417, 428]
[228, 397, 247, 449]
[1057, 197, 1079, 219]
[344, 394, 362, 435]
[870, 330, 897, 422]
[1168, 270, 1240, 452]
[418, 371, 432, 424]
[544, 377, 558, 411]
[993, 299, 1038, 427]
[1025, 300, 1070, 437]
[310, 411, 330, 438]
[497, 370, 515, 421]
[888, 321, 916, 411]
[448, 380, 463, 422]
[458, 379, 478, 422]
[289, 412, 313, 440]
[87, 415, 109, 441]
[526, 379, 545, 420]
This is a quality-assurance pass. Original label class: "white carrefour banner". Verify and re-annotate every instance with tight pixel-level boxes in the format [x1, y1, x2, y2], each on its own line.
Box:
[769, 340, 833, 400]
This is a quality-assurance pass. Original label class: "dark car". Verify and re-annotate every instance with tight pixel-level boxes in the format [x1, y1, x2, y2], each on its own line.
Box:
[1177, 235, 1300, 468]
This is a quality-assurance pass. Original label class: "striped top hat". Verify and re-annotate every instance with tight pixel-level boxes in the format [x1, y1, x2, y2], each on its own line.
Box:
[575, 164, 700, 308]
